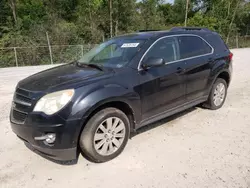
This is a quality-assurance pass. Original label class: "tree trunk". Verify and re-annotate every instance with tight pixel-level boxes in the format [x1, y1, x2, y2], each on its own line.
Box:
[109, 0, 113, 38]
[184, 0, 189, 27]
[88, 0, 93, 30]
[226, 0, 240, 43]
[8, 0, 17, 25]
[227, 1, 231, 16]
[225, 0, 232, 20]
[115, 20, 118, 36]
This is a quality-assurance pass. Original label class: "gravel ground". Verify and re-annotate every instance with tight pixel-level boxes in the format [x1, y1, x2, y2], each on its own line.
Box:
[0, 49, 250, 188]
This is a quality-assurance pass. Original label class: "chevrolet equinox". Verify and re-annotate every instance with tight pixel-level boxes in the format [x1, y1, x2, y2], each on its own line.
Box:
[10, 27, 233, 163]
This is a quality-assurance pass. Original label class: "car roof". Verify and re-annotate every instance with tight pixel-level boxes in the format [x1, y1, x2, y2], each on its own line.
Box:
[114, 27, 214, 40]
[112, 31, 164, 40]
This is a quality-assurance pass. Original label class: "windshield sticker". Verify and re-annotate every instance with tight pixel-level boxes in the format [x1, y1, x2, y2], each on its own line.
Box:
[121, 43, 140, 48]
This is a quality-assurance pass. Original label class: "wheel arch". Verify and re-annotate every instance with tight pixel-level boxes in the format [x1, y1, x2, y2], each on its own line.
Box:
[208, 69, 231, 94]
[76, 98, 137, 146]
[83, 99, 136, 130]
[217, 71, 230, 86]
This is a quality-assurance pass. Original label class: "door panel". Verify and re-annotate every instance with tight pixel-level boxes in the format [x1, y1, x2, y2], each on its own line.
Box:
[136, 36, 187, 121]
[138, 62, 186, 120]
[185, 56, 211, 101]
[177, 35, 213, 102]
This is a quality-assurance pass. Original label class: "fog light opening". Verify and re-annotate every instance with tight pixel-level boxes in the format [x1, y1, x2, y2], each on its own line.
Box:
[45, 133, 56, 144]
[34, 133, 56, 144]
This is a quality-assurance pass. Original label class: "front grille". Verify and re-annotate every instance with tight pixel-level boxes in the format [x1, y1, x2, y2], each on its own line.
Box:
[16, 88, 30, 97]
[14, 102, 32, 112]
[15, 93, 32, 104]
[12, 110, 27, 123]
[11, 87, 33, 124]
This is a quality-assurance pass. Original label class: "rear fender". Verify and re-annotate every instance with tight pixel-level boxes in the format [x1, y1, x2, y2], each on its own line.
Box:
[206, 59, 230, 95]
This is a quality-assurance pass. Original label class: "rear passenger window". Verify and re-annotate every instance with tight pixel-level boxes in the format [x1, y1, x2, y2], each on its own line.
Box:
[177, 36, 212, 59]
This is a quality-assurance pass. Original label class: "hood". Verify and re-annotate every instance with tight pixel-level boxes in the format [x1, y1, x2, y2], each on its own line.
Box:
[18, 63, 114, 92]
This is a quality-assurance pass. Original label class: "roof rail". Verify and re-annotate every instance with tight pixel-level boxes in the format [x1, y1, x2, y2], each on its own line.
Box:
[138, 29, 160, 32]
[170, 27, 211, 32]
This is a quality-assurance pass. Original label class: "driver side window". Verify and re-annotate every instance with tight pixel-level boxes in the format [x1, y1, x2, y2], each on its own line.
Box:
[142, 37, 179, 64]
[93, 43, 122, 61]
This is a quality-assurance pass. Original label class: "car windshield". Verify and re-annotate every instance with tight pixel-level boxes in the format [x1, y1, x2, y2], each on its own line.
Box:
[78, 38, 145, 68]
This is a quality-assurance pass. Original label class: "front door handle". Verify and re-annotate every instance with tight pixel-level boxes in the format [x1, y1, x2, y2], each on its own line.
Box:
[176, 67, 185, 74]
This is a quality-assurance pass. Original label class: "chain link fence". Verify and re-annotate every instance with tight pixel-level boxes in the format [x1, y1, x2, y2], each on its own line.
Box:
[0, 36, 250, 68]
[226, 35, 250, 49]
[0, 44, 96, 68]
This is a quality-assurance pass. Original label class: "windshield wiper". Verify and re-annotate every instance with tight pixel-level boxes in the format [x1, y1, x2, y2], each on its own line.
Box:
[76, 62, 103, 71]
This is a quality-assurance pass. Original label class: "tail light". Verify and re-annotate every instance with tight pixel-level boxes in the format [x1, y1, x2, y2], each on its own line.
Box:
[229, 52, 233, 61]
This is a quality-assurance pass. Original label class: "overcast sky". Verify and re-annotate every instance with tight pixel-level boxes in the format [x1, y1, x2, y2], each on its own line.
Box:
[138, 0, 174, 4]
[165, 0, 174, 3]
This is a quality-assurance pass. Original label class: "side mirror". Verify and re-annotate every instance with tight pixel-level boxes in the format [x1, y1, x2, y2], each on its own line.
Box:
[142, 57, 165, 70]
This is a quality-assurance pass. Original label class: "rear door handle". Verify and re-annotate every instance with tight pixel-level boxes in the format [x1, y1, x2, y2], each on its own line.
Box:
[208, 57, 215, 63]
[176, 67, 185, 74]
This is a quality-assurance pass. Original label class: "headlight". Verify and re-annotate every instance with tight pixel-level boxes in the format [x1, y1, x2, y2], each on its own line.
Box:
[33, 89, 75, 115]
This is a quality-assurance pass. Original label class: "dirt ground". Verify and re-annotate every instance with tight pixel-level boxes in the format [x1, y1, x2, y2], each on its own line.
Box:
[0, 49, 250, 188]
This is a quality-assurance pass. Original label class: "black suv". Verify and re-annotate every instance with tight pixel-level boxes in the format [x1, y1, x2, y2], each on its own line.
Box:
[10, 27, 233, 163]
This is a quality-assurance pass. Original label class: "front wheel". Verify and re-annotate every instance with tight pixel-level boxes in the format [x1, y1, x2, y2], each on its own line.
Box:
[204, 78, 228, 110]
[79, 107, 130, 163]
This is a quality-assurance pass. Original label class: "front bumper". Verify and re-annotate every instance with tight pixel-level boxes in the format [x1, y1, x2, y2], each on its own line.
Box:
[10, 118, 82, 161]
[10, 86, 87, 161]
[24, 141, 77, 161]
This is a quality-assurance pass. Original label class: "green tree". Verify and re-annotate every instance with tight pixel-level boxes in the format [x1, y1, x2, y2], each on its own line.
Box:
[138, 0, 163, 29]
[187, 12, 219, 31]
[17, 0, 46, 30]
[0, 0, 12, 34]
[158, 3, 176, 24]
[0, 0, 250, 67]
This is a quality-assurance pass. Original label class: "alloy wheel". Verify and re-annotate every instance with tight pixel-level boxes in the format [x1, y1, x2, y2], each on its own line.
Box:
[213, 83, 226, 106]
[93, 117, 126, 156]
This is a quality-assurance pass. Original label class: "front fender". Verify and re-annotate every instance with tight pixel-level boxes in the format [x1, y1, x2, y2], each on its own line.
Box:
[69, 84, 141, 124]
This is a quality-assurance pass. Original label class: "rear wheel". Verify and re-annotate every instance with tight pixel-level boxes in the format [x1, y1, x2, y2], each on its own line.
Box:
[204, 78, 228, 110]
[79, 107, 130, 163]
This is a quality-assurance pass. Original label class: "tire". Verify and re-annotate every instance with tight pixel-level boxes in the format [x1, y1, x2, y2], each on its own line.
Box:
[79, 107, 130, 163]
[203, 78, 228, 110]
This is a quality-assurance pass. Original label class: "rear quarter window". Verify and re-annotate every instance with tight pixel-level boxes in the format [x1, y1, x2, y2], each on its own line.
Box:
[177, 36, 212, 59]
[205, 33, 229, 53]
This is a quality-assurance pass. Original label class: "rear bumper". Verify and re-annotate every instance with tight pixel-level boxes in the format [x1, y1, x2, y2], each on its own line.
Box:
[11, 119, 82, 161]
